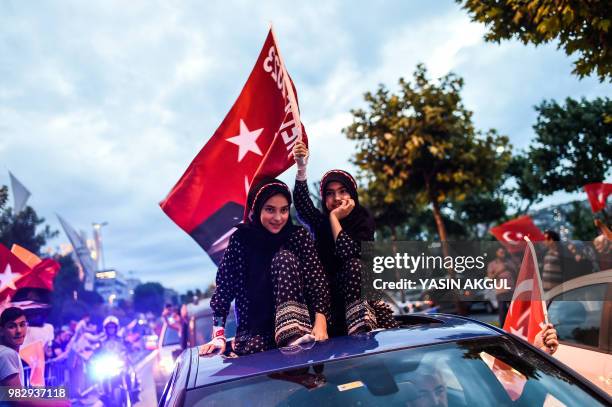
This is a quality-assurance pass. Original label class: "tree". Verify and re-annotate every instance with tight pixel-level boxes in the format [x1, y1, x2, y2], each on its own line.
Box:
[521, 97, 612, 195]
[358, 179, 412, 241]
[503, 154, 544, 213]
[451, 192, 508, 238]
[458, 0, 612, 81]
[0, 205, 58, 255]
[565, 201, 599, 241]
[344, 64, 511, 248]
[0, 186, 7, 209]
[133, 282, 165, 315]
[50, 254, 97, 325]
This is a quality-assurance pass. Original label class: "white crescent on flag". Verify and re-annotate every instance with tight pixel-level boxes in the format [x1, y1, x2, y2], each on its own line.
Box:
[502, 231, 524, 245]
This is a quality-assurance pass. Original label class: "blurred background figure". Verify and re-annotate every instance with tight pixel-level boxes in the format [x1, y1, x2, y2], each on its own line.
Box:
[487, 247, 517, 326]
[593, 234, 612, 271]
[162, 304, 182, 332]
[542, 230, 563, 291]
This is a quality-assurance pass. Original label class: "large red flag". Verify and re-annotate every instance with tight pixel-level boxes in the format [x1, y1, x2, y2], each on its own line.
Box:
[160, 28, 307, 264]
[503, 241, 548, 344]
[584, 182, 612, 213]
[489, 216, 546, 253]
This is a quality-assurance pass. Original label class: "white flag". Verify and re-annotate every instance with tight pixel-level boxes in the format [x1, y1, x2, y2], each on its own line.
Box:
[8, 171, 31, 214]
[57, 214, 97, 291]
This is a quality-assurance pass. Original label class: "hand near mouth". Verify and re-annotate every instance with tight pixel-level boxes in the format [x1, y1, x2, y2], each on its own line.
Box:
[330, 199, 355, 220]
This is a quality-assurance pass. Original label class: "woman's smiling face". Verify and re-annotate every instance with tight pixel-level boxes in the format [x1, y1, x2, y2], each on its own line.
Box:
[260, 194, 290, 233]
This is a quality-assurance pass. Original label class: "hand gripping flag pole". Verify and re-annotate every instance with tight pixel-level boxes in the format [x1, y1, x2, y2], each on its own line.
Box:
[523, 235, 549, 326]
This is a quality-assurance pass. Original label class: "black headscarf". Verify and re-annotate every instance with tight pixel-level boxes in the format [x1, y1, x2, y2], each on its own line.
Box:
[235, 177, 296, 335]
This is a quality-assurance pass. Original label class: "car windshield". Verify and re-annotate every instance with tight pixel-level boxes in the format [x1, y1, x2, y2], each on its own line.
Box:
[162, 326, 181, 346]
[185, 336, 607, 407]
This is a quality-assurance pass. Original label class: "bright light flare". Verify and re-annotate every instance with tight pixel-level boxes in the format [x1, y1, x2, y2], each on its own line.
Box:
[91, 354, 125, 380]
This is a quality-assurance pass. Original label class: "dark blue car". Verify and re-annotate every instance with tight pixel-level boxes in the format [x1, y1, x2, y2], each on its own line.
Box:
[159, 314, 611, 407]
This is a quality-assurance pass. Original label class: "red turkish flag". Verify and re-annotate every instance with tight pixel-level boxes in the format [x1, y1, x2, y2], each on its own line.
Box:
[160, 28, 307, 264]
[20, 340, 45, 386]
[489, 216, 546, 253]
[503, 243, 547, 345]
[0, 244, 60, 302]
[584, 182, 612, 213]
[0, 243, 31, 300]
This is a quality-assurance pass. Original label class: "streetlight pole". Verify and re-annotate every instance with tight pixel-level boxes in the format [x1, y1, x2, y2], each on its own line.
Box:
[92, 221, 108, 271]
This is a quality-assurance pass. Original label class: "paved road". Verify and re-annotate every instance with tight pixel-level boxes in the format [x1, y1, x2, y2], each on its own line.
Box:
[135, 350, 160, 407]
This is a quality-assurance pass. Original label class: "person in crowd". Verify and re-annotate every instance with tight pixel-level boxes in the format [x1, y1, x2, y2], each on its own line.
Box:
[594, 219, 612, 241]
[541, 230, 564, 291]
[162, 304, 182, 332]
[292, 141, 397, 336]
[566, 241, 596, 277]
[72, 313, 91, 338]
[50, 326, 72, 359]
[486, 247, 517, 326]
[199, 178, 330, 356]
[397, 364, 448, 407]
[0, 307, 27, 386]
[593, 228, 612, 271]
[99, 316, 126, 353]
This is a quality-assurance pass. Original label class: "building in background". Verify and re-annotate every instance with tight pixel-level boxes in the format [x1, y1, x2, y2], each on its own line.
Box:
[95, 269, 129, 305]
[126, 272, 142, 297]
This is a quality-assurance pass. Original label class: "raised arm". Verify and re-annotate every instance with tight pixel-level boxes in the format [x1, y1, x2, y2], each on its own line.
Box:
[292, 140, 325, 230]
[294, 179, 325, 230]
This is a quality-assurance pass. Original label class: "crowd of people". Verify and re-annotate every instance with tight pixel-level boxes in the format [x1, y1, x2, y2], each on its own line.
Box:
[0, 305, 164, 395]
[487, 223, 612, 326]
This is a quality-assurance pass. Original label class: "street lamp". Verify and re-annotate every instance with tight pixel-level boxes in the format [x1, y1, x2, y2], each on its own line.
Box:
[92, 221, 109, 270]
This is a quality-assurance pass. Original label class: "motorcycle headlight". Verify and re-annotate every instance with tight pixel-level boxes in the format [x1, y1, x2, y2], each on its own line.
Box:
[92, 354, 125, 380]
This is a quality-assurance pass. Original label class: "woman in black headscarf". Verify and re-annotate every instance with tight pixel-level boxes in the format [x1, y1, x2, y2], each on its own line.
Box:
[200, 178, 330, 356]
[292, 141, 398, 336]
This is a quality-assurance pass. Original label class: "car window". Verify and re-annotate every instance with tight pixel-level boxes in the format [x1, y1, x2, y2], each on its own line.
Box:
[184, 337, 607, 407]
[162, 326, 181, 347]
[548, 283, 606, 349]
[194, 317, 212, 345]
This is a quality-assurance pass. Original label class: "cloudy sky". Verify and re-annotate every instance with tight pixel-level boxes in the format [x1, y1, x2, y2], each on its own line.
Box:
[1, 1, 610, 292]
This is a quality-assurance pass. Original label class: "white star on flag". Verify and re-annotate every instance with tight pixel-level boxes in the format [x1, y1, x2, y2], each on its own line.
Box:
[0, 263, 20, 291]
[226, 119, 264, 162]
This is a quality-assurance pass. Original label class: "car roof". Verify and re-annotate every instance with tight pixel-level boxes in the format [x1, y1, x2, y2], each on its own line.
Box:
[186, 314, 502, 390]
[544, 270, 612, 301]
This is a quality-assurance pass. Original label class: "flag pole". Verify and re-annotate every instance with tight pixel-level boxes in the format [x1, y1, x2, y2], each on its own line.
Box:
[523, 236, 549, 325]
[269, 24, 303, 143]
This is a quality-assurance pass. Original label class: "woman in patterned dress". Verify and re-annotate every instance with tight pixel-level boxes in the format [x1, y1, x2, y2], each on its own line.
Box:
[199, 178, 330, 356]
[292, 141, 398, 336]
